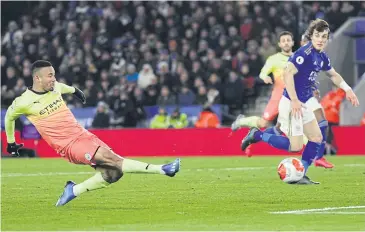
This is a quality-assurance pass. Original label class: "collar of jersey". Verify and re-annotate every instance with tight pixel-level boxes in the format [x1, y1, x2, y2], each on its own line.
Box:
[28, 87, 48, 95]
[307, 41, 324, 53]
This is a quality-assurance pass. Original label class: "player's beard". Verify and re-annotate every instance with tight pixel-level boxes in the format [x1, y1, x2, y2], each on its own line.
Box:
[282, 47, 292, 54]
[45, 82, 55, 92]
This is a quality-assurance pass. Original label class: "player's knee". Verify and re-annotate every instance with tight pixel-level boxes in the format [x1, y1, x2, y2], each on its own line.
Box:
[259, 119, 269, 128]
[94, 147, 123, 168]
[288, 138, 304, 152]
[308, 134, 323, 143]
[314, 109, 326, 122]
[101, 168, 123, 184]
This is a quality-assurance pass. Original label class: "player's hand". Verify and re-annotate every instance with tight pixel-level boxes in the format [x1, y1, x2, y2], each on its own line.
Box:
[73, 87, 86, 104]
[345, 90, 360, 107]
[263, 76, 273, 84]
[313, 89, 320, 101]
[291, 99, 306, 119]
[7, 143, 24, 157]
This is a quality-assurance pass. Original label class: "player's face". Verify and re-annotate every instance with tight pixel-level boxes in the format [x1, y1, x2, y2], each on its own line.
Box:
[36, 66, 56, 91]
[311, 29, 329, 51]
[278, 35, 294, 53]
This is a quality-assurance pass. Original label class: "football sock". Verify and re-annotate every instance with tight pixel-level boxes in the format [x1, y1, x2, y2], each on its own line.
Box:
[264, 126, 282, 136]
[316, 120, 328, 159]
[301, 141, 321, 173]
[237, 116, 260, 128]
[254, 131, 290, 150]
[121, 159, 164, 174]
[73, 172, 110, 196]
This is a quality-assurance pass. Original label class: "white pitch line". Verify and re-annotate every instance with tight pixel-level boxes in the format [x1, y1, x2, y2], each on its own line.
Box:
[270, 206, 365, 214]
[312, 211, 365, 215]
[344, 164, 365, 167]
[1, 167, 265, 178]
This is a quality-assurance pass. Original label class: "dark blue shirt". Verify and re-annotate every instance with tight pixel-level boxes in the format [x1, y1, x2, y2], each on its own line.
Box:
[283, 42, 332, 102]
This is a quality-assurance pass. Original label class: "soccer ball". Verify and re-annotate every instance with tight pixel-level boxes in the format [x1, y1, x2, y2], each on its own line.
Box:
[277, 157, 305, 183]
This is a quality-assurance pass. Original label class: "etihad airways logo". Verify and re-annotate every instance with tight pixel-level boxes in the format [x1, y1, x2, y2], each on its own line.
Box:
[39, 96, 64, 115]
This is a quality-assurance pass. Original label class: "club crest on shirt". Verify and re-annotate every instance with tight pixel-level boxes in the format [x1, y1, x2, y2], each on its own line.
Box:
[85, 153, 92, 161]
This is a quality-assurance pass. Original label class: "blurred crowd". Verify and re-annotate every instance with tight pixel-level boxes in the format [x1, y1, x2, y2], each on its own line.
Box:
[2, 1, 364, 127]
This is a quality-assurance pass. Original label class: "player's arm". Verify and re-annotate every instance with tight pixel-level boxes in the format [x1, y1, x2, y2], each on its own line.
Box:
[283, 62, 299, 100]
[259, 57, 274, 84]
[283, 61, 305, 118]
[325, 68, 359, 106]
[5, 99, 25, 156]
[57, 82, 86, 104]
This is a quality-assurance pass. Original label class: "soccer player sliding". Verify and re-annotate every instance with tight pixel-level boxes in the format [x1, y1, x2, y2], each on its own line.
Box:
[231, 30, 334, 168]
[5, 60, 181, 206]
[240, 19, 359, 184]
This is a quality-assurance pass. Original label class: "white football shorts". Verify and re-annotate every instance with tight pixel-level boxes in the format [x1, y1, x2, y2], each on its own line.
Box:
[306, 96, 323, 111]
[278, 96, 316, 136]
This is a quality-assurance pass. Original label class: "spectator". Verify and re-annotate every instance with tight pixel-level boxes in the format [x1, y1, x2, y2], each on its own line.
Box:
[168, 108, 188, 129]
[178, 85, 196, 106]
[195, 106, 220, 128]
[126, 64, 139, 83]
[223, 71, 244, 114]
[138, 64, 157, 89]
[92, 102, 110, 128]
[157, 86, 177, 106]
[195, 86, 208, 105]
[144, 85, 159, 106]
[326, 2, 346, 31]
[321, 87, 346, 153]
[150, 107, 169, 129]
[14, 78, 27, 97]
[111, 92, 135, 128]
[259, 37, 277, 62]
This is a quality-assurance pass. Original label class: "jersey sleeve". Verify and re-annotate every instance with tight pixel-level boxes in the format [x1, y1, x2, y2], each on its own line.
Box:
[321, 53, 332, 71]
[288, 50, 307, 72]
[259, 56, 274, 79]
[5, 98, 26, 143]
[56, 82, 75, 94]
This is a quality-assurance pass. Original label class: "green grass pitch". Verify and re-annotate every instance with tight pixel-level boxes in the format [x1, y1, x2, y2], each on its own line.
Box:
[2, 156, 365, 231]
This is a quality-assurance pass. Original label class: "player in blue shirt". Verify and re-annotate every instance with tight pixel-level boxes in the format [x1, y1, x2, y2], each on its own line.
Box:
[241, 19, 359, 184]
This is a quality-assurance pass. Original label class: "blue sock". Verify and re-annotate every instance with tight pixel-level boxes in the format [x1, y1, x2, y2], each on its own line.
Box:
[263, 126, 281, 135]
[302, 141, 321, 174]
[316, 120, 328, 159]
[255, 131, 290, 150]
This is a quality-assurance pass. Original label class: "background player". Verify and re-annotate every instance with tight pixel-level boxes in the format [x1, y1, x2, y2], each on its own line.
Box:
[231, 31, 294, 130]
[240, 19, 359, 184]
[5, 60, 181, 207]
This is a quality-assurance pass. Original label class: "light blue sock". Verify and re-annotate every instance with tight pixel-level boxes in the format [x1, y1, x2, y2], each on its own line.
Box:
[263, 126, 281, 136]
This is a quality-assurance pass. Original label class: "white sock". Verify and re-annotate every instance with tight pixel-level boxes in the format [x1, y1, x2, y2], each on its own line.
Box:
[73, 172, 110, 196]
[238, 116, 260, 128]
[122, 159, 164, 174]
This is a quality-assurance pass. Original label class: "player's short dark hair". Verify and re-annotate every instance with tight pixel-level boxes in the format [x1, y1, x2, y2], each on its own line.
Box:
[304, 19, 330, 40]
[278, 31, 294, 41]
[31, 60, 52, 76]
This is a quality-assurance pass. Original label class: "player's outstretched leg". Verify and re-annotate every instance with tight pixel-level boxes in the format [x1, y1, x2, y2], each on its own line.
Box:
[56, 147, 181, 207]
[241, 128, 290, 152]
[231, 115, 262, 131]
